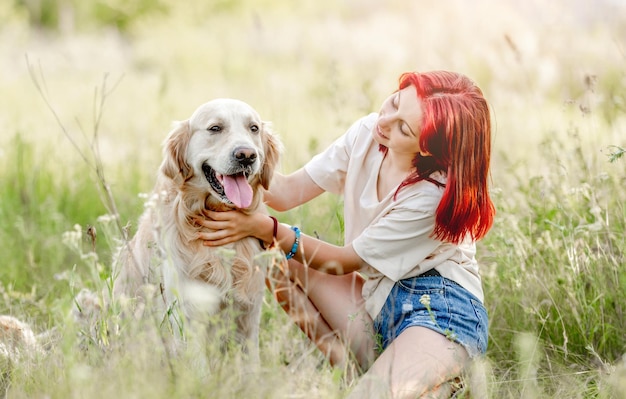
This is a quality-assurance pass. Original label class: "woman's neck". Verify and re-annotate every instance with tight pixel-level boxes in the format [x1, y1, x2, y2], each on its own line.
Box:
[377, 152, 415, 200]
[383, 150, 415, 175]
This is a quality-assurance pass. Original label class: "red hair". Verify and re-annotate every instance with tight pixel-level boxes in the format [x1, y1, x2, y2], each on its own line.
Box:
[393, 71, 495, 243]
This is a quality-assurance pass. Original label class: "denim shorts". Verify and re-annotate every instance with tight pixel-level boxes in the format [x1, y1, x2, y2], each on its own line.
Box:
[373, 272, 488, 358]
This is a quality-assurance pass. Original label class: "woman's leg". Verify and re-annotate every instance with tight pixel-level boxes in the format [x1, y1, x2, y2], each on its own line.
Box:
[346, 326, 469, 399]
[267, 259, 375, 369]
[268, 262, 347, 364]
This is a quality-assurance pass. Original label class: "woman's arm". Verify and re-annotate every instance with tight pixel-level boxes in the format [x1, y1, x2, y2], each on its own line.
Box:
[198, 211, 364, 275]
[197, 168, 361, 273]
[268, 216, 364, 275]
[264, 168, 324, 211]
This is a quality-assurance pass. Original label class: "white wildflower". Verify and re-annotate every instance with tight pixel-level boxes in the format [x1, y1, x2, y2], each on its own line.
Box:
[79, 252, 99, 262]
[96, 214, 116, 224]
[143, 192, 161, 210]
[183, 280, 221, 317]
[62, 224, 82, 251]
[419, 294, 431, 308]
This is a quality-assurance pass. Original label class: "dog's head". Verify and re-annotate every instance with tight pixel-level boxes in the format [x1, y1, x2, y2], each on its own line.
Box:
[160, 99, 281, 211]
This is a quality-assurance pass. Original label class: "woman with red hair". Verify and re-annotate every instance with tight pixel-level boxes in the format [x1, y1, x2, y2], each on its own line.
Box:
[199, 70, 495, 398]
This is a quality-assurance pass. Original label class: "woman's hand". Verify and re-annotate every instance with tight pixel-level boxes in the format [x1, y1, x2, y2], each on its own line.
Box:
[196, 210, 262, 247]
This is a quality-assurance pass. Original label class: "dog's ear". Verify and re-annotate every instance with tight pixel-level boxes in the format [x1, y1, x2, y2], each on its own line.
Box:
[259, 121, 282, 190]
[160, 120, 193, 184]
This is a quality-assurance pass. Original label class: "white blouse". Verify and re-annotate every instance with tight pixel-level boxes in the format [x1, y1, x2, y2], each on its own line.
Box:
[304, 113, 484, 319]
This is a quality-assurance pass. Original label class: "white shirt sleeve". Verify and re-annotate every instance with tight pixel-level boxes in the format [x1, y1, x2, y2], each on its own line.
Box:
[304, 115, 372, 195]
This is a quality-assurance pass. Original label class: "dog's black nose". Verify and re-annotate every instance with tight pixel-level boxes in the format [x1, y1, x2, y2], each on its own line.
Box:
[233, 147, 257, 166]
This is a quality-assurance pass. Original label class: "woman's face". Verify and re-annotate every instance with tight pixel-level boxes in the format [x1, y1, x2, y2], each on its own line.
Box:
[374, 85, 424, 157]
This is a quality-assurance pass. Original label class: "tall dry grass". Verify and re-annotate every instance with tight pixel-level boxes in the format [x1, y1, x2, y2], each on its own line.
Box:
[1, 0, 625, 397]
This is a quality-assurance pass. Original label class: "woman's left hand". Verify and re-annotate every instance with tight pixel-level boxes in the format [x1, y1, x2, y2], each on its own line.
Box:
[195, 210, 257, 247]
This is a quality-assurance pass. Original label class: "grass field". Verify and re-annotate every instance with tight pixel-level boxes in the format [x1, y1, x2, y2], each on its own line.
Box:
[1, 0, 625, 397]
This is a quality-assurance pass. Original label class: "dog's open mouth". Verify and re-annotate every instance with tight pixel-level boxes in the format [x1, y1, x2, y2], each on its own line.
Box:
[202, 163, 253, 209]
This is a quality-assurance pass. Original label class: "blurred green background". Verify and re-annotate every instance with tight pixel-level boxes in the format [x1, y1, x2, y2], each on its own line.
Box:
[0, 1, 625, 397]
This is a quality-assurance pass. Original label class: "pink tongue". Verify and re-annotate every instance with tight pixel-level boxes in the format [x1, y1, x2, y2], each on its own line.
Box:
[222, 174, 253, 208]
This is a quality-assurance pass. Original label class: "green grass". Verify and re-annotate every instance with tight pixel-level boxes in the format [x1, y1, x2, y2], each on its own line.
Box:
[482, 132, 626, 397]
[1, 1, 625, 397]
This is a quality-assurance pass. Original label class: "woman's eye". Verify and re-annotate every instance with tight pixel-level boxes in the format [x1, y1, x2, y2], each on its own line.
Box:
[208, 125, 222, 132]
[399, 121, 411, 136]
[250, 124, 259, 133]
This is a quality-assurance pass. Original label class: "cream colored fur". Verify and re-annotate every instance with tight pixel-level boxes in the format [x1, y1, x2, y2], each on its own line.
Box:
[112, 99, 281, 357]
[0, 315, 42, 361]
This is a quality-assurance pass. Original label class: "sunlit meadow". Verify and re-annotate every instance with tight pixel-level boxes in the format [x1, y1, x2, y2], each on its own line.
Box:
[1, 0, 625, 397]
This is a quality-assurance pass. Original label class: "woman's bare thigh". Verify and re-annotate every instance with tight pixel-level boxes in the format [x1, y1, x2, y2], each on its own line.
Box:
[348, 326, 469, 398]
[283, 260, 374, 363]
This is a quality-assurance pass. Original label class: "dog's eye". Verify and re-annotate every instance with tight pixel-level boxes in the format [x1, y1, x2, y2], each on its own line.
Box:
[250, 124, 259, 133]
[208, 125, 222, 133]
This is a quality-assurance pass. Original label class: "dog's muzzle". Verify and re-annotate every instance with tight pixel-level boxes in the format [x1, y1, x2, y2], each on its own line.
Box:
[202, 158, 257, 209]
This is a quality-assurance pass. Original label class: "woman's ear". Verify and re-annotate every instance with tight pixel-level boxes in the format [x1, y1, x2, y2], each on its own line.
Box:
[259, 121, 282, 190]
[160, 120, 193, 185]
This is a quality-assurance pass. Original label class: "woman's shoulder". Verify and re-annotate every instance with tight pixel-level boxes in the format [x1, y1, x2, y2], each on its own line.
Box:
[333, 113, 379, 157]
[345, 113, 378, 140]
[359, 113, 378, 128]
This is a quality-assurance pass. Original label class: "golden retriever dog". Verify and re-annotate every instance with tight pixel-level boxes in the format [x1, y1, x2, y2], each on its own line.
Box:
[112, 99, 281, 359]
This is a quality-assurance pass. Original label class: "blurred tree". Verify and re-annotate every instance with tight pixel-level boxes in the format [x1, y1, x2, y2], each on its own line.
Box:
[86, 0, 167, 32]
[14, 0, 61, 29]
[13, 0, 168, 33]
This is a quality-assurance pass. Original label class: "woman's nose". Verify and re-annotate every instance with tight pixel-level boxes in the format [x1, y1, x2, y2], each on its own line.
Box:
[378, 114, 394, 129]
[378, 113, 391, 128]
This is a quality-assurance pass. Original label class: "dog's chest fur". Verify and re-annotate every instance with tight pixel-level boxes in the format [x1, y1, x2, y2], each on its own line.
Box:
[156, 190, 265, 308]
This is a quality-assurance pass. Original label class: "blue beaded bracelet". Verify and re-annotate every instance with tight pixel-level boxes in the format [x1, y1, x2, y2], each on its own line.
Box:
[285, 226, 301, 260]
